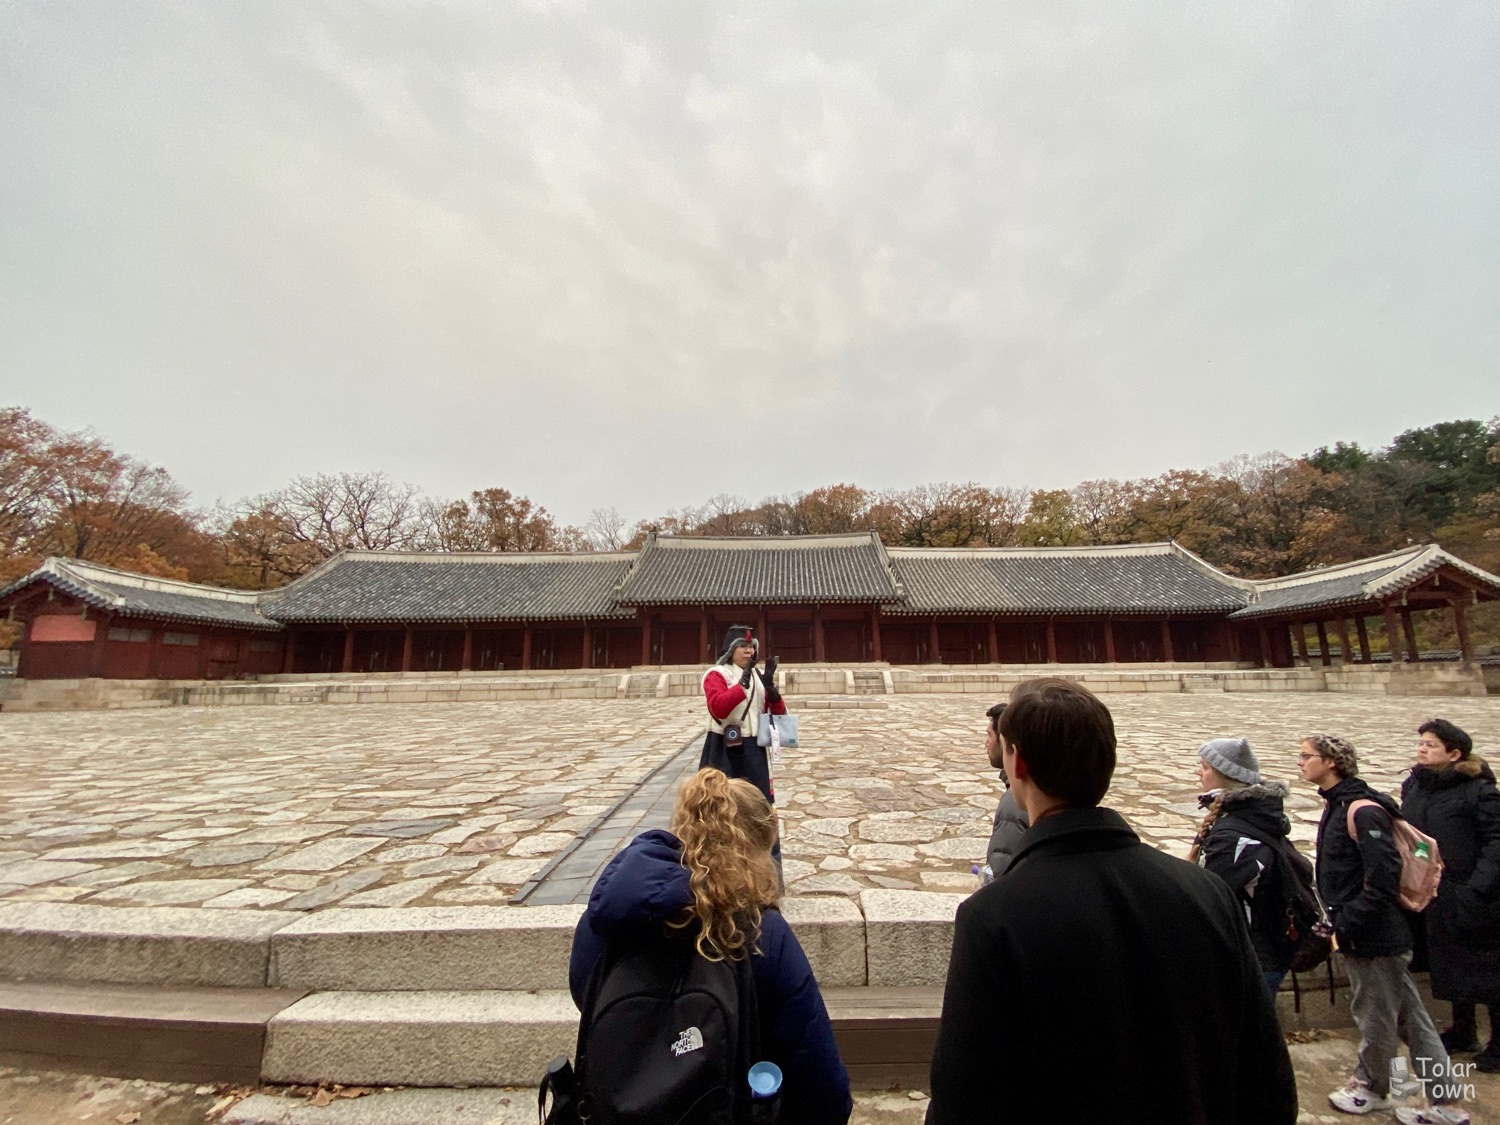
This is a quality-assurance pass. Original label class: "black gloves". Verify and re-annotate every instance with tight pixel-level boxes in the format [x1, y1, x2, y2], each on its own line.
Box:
[738, 661, 756, 690]
[760, 656, 780, 705]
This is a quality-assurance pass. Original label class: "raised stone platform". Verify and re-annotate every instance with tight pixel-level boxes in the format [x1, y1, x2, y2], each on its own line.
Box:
[2, 657, 1486, 712]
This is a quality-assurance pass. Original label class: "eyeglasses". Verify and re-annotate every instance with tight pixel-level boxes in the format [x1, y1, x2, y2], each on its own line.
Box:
[1296, 753, 1322, 762]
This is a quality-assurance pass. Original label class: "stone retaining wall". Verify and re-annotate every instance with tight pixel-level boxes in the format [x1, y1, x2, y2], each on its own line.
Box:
[2, 660, 1486, 712]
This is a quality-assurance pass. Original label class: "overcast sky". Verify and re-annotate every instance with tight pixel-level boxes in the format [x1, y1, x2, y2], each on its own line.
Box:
[3, 2, 1497, 527]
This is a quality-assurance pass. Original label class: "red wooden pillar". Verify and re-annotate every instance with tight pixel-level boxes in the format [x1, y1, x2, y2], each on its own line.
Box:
[401, 628, 414, 673]
[1226, 623, 1240, 662]
[580, 622, 592, 669]
[1355, 616, 1372, 663]
[461, 626, 473, 672]
[928, 619, 941, 664]
[1382, 604, 1405, 664]
[756, 608, 767, 653]
[1292, 620, 1309, 664]
[1315, 621, 1331, 667]
[870, 606, 883, 662]
[987, 618, 999, 664]
[521, 626, 533, 671]
[699, 610, 710, 665]
[1335, 618, 1353, 666]
[1103, 619, 1116, 663]
[90, 612, 109, 677]
[1256, 621, 1271, 668]
[1045, 617, 1058, 664]
[342, 627, 355, 674]
[283, 632, 297, 674]
[197, 629, 213, 680]
[813, 606, 826, 662]
[1400, 609, 1419, 664]
[1453, 598, 1473, 663]
[149, 626, 166, 678]
[1159, 619, 1174, 663]
[640, 614, 653, 665]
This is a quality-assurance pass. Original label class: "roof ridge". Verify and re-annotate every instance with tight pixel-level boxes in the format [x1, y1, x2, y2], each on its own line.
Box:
[50, 559, 263, 603]
[1245, 544, 1430, 591]
[886, 542, 1177, 557]
[336, 549, 635, 563]
[650, 533, 876, 549]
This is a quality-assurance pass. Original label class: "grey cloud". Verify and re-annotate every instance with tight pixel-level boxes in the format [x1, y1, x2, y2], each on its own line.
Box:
[2, 2, 1496, 524]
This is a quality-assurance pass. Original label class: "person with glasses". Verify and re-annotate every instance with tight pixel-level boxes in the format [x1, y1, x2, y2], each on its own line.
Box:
[1400, 719, 1500, 1074]
[1299, 733, 1468, 1124]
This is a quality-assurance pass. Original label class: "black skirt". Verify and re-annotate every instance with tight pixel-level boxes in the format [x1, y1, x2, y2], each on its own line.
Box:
[698, 730, 774, 806]
[698, 730, 781, 868]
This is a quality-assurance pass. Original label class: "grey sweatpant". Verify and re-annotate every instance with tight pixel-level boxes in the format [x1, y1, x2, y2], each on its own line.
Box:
[1346, 952, 1457, 1103]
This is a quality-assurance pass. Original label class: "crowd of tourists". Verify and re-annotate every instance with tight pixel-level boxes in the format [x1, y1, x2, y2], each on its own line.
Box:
[540, 624, 1498, 1125]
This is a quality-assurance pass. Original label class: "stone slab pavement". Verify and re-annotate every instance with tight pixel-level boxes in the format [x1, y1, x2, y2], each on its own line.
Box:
[0, 694, 1497, 910]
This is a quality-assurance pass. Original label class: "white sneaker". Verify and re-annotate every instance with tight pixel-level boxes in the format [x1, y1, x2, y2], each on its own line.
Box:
[1395, 1107, 1471, 1125]
[1329, 1078, 1390, 1114]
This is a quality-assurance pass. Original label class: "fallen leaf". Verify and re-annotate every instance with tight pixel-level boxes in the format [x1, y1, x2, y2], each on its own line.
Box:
[308, 1089, 335, 1107]
[337, 1087, 373, 1099]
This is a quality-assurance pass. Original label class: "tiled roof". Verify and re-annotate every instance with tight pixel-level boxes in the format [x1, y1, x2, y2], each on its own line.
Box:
[1229, 545, 1500, 620]
[0, 559, 280, 630]
[614, 532, 903, 605]
[886, 543, 1249, 615]
[259, 551, 636, 623]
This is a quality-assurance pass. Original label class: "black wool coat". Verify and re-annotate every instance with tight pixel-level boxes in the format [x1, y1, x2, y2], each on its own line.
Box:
[1401, 754, 1500, 1002]
[1314, 778, 1411, 958]
[926, 806, 1297, 1125]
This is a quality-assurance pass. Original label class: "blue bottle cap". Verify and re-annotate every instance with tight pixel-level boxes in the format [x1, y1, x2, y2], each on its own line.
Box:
[747, 1060, 783, 1098]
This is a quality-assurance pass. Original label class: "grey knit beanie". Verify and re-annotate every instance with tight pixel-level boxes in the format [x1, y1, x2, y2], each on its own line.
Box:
[1303, 733, 1359, 778]
[1198, 737, 1261, 785]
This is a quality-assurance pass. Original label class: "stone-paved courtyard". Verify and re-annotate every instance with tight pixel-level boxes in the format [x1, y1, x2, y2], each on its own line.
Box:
[1, 693, 1497, 909]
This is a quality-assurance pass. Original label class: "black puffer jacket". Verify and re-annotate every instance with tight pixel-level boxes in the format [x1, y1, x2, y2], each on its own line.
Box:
[1199, 781, 1293, 973]
[1401, 754, 1500, 1001]
[1315, 777, 1410, 958]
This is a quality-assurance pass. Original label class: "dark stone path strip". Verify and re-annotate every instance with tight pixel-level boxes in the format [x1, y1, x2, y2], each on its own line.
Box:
[513, 735, 701, 906]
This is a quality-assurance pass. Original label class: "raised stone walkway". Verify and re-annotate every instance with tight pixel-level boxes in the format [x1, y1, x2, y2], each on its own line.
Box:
[514, 735, 700, 905]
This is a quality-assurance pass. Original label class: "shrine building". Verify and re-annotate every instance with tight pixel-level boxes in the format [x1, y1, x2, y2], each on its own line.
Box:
[3, 532, 1497, 681]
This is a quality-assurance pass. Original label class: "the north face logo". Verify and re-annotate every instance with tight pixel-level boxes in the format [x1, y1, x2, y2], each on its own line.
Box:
[671, 1026, 704, 1056]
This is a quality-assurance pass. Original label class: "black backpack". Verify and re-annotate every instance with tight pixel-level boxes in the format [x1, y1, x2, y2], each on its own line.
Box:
[541, 932, 764, 1125]
[1270, 837, 1332, 974]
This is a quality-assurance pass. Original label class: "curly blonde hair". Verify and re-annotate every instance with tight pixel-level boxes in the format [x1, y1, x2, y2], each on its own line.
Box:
[667, 768, 781, 961]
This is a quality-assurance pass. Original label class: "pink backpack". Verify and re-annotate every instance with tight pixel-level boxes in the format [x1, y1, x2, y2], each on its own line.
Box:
[1346, 799, 1443, 912]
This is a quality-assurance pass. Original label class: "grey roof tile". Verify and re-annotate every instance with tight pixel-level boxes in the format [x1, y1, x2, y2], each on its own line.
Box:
[614, 533, 901, 605]
[259, 551, 636, 623]
[0, 559, 280, 630]
[886, 543, 1249, 615]
[1229, 545, 1500, 619]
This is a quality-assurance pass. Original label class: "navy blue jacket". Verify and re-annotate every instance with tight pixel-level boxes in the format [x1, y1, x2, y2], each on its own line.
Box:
[569, 829, 852, 1125]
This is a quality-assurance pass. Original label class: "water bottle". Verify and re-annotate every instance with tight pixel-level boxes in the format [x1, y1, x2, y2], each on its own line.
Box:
[972, 863, 994, 887]
[748, 1061, 783, 1123]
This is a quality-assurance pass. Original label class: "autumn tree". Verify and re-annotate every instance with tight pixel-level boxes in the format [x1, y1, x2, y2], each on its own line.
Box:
[428, 487, 571, 552]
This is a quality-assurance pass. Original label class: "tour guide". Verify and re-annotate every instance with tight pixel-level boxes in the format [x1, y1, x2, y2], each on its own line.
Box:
[699, 625, 786, 808]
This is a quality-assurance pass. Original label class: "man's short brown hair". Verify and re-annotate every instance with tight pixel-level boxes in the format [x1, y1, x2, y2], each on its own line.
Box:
[998, 678, 1116, 806]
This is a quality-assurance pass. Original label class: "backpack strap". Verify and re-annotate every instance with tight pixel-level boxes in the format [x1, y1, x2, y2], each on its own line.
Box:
[729, 939, 764, 1122]
[1345, 798, 1392, 841]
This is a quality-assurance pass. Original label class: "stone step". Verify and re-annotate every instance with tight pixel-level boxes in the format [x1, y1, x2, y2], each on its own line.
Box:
[0, 903, 300, 987]
[0, 978, 306, 1084]
[268, 906, 584, 991]
[223, 1088, 534, 1124]
[262, 989, 578, 1087]
[264, 985, 945, 1090]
